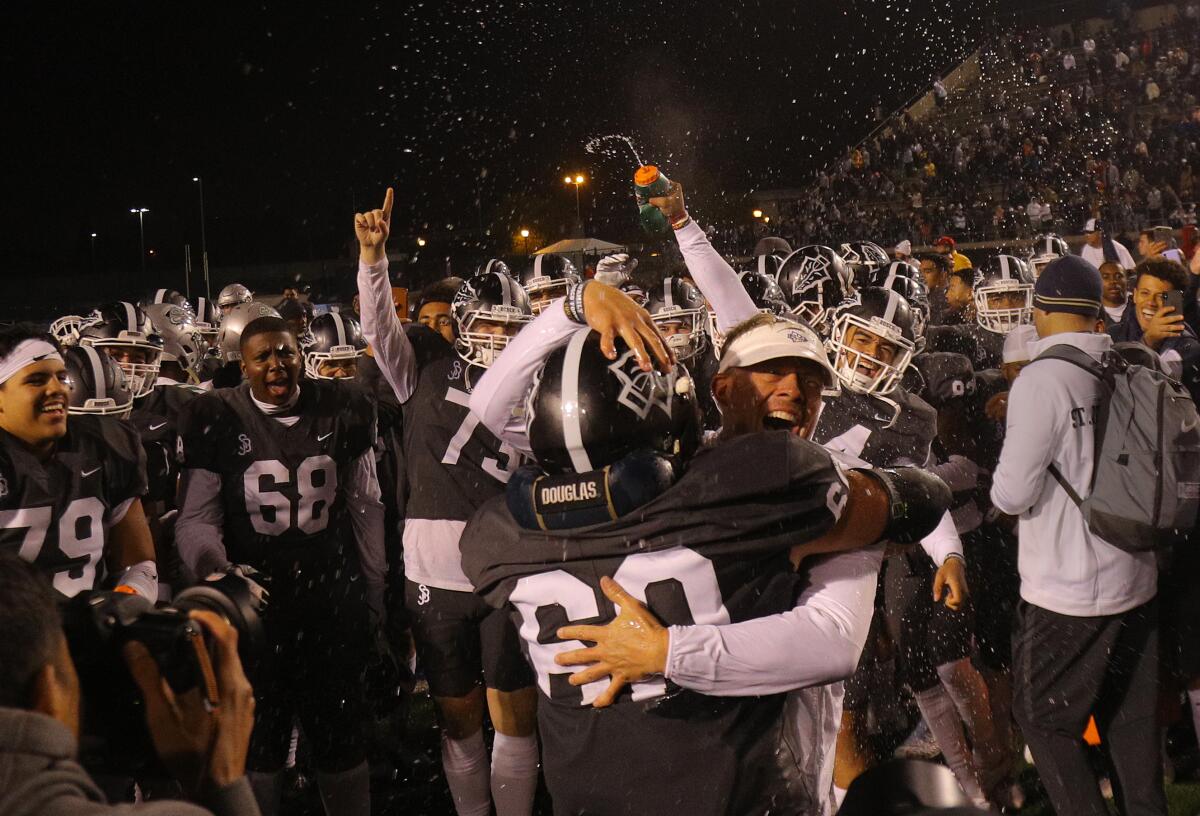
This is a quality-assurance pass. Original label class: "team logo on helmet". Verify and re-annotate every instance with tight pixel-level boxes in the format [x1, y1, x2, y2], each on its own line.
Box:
[607, 349, 673, 420]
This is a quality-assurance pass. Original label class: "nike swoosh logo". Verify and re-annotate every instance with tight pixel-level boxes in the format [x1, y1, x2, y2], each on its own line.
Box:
[318, 432, 333, 442]
[81, 467, 101, 478]
[148, 422, 167, 431]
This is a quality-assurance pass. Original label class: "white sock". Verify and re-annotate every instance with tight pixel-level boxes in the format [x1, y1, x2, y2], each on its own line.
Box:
[248, 770, 283, 816]
[286, 724, 300, 769]
[833, 784, 848, 810]
[1189, 689, 1200, 752]
[914, 685, 986, 806]
[317, 761, 370, 816]
[937, 658, 1006, 792]
[490, 732, 539, 816]
[441, 731, 492, 816]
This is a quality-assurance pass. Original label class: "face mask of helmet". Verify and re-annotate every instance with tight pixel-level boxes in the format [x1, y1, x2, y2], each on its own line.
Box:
[650, 307, 707, 361]
[456, 307, 529, 368]
[828, 313, 915, 396]
[49, 315, 99, 348]
[974, 281, 1033, 334]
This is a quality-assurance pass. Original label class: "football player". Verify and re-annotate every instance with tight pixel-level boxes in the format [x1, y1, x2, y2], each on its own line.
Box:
[1028, 233, 1070, 278]
[644, 276, 721, 430]
[410, 278, 463, 345]
[0, 325, 156, 601]
[462, 300, 951, 815]
[175, 314, 384, 816]
[777, 244, 854, 337]
[217, 283, 253, 316]
[356, 189, 541, 816]
[304, 312, 367, 380]
[518, 254, 579, 315]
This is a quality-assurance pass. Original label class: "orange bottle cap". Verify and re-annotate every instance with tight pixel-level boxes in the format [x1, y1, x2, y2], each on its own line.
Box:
[634, 165, 659, 185]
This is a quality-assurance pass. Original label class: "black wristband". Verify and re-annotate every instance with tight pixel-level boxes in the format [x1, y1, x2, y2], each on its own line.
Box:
[564, 281, 591, 325]
[855, 466, 952, 545]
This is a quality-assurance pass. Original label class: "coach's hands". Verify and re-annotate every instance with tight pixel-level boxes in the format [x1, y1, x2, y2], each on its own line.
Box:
[648, 180, 687, 223]
[583, 282, 674, 373]
[554, 576, 668, 708]
[933, 556, 968, 610]
[355, 187, 393, 266]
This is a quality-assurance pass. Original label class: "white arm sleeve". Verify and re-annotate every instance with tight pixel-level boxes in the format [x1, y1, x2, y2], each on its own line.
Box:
[175, 468, 230, 577]
[469, 300, 581, 454]
[672, 219, 759, 333]
[357, 258, 418, 403]
[345, 449, 387, 618]
[664, 545, 884, 696]
[917, 510, 964, 566]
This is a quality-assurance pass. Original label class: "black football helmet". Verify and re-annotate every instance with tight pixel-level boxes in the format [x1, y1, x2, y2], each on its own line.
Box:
[78, 302, 164, 398]
[738, 270, 790, 316]
[451, 269, 533, 368]
[194, 296, 221, 343]
[827, 287, 918, 396]
[874, 270, 931, 342]
[974, 254, 1034, 334]
[840, 241, 891, 288]
[519, 255, 580, 314]
[527, 330, 701, 474]
[304, 312, 367, 379]
[62, 345, 134, 417]
[868, 260, 921, 288]
[645, 277, 710, 362]
[751, 252, 786, 282]
[777, 245, 853, 334]
[1028, 233, 1070, 276]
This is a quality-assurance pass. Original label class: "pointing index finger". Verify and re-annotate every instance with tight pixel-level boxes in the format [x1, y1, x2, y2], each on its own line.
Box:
[382, 187, 394, 221]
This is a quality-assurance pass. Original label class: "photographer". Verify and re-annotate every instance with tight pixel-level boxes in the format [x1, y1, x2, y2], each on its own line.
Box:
[0, 553, 259, 816]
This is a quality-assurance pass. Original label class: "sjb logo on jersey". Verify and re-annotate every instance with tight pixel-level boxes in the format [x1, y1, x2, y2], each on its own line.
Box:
[608, 349, 673, 420]
[417, 584, 431, 606]
[237, 434, 253, 456]
[0, 474, 7, 500]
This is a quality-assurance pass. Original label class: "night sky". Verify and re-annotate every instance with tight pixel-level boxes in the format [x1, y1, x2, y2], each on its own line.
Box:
[5, 0, 1036, 289]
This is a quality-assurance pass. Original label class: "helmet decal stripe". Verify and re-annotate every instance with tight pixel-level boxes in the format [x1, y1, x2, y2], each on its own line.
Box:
[533, 254, 544, 278]
[561, 329, 595, 473]
[882, 289, 899, 323]
[123, 302, 138, 332]
[86, 345, 107, 401]
[663, 278, 674, 310]
[331, 312, 347, 347]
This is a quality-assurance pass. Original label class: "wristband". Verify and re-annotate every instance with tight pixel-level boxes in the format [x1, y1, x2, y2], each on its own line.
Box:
[564, 281, 592, 325]
[670, 213, 692, 230]
[943, 552, 966, 565]
[115, 559, 159, 601]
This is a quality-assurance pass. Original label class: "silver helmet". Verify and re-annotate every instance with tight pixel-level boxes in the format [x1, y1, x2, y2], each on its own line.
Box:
[217, 283, 253, 311]
[144, 303, 205, 378]
[216, 302, 281, 362]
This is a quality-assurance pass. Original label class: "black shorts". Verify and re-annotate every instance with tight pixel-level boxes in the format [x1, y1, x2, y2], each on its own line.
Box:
[1159, 542, 1200, 681]
[882, 552, 972, 694]
[406, 579, 535, 698]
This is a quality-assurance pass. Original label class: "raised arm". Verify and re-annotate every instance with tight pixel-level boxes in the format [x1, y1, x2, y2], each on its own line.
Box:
[355, 187, 418, 402]
[650, 181, 759, 333]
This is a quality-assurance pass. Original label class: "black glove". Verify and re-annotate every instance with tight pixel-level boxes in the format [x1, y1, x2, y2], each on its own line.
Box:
[855, 466, 952, 545]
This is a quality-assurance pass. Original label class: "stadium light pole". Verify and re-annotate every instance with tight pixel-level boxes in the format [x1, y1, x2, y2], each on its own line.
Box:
[89, 232, 97, 271]
[130, 208, 149, 276]
[565, 174, 585, 235]
[520, 228, 530, 253]
[192, 177, 211, 300]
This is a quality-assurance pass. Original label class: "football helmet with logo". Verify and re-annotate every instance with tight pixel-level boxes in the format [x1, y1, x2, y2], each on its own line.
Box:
[778, 245, 853, 334]
[645, 277, 710, 362]
[974, 254, 1034, 334]
[144, 302, 205, 379]
[827, 287, 918, 396]
[304, 312, 367, 379]
[738, 269, 790, 316]
[526, 330, 700, 474]
[217, 283, 253, 312]
[519, 254, 580, 314]
[452, 268, 533, 368]
[78, 302, 163, 398]
[141, 289, 194, 315]
[840, 241, 891, 287]
[215, 302, 281, 362]
[872, 263, 931, 340]
[62, 345, 135, 417]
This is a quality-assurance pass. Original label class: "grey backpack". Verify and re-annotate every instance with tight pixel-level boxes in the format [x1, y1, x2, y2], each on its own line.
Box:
[1037, 344, 1200, 551]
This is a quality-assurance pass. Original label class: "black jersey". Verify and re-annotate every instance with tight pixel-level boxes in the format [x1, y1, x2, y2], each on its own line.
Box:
[813, 387, 937, 468]
[0, 417, 147, 598]
[401, 326, 523, 591]
[129, 383, 202, 505]
[462, 431, 848, 816]
[926, 322, 1005, 371]
[686, 349, 722, 431]
[177, 380, 375, 571]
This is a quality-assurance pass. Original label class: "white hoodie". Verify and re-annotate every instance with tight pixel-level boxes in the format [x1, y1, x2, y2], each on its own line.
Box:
[990, 330, 1157, 616]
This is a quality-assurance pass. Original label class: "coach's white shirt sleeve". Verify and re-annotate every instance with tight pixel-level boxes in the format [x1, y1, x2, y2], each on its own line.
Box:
[469, 301, 580, 454]
[664, 546, 883, 696]
[672, 220, 760, 333]
[990, 331, 1157, 616]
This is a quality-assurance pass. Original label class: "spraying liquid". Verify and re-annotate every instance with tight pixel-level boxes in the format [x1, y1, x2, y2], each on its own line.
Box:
[584, 134, 644, 167]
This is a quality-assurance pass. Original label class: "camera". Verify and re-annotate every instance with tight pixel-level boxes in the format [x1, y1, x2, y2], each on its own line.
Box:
[64, 573, 266, 775]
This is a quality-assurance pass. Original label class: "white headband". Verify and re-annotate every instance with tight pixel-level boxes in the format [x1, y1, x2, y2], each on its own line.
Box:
[0, 340, 63, 386]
